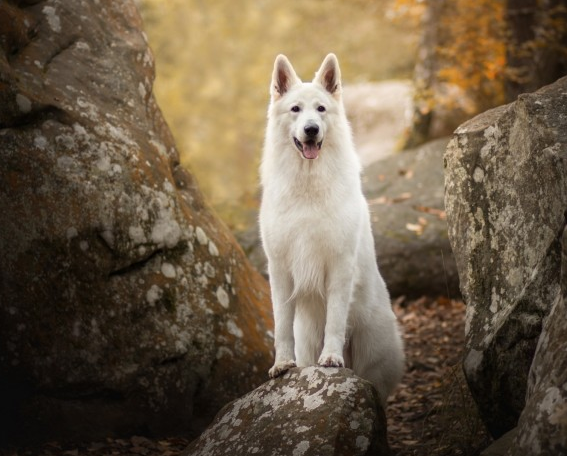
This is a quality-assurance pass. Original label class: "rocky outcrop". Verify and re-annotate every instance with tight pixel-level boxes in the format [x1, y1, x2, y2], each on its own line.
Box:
[0, 0, 273, 445]
[365, 137, 459, 298]
[184, 366, 390, 456]
[480, 295, 567, 456]
[238, 138, 460, 299]
[445, 76, 567, 441]
[509, 293, 567, 455]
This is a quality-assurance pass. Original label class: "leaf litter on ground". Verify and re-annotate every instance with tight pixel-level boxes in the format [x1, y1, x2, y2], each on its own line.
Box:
[388, 296, 492, 456]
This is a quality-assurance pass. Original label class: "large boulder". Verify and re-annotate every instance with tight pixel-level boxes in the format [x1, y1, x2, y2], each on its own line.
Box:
[364, 137, 460, 298]
[480, 295, 567, 456]
[184, 366, 390, 456]
[509, 293, 567, 455]
[0, 0, 273, 445]
[444, 77, 567, 438]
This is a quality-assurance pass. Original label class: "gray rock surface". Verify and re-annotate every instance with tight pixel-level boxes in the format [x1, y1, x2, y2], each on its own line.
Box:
[480, 297, 567, 456]
[444, 76, 567, 439]
[508, 293, 567, 455]
[0, 0, 273, 445]
[480, 429, 518, 456]
[184, 366, 391, 456]
[365, 137, 459, 298]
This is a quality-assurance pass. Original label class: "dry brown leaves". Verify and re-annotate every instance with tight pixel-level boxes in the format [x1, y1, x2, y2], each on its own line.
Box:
[2, 436, 190, 456]
[388, 296, 491, 456]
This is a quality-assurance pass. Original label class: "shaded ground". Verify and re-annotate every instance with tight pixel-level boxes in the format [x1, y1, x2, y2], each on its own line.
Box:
[4, 298, 490, 456]
[388, 297, 491, 456]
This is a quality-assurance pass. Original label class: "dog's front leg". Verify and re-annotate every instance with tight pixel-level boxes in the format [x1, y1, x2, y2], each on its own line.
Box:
[319, 267, 353, 368]
[268, 267, 296, 378]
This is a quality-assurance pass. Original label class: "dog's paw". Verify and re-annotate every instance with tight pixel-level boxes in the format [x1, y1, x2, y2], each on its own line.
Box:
[269, 360, 296, 378]
[318, 353, 344, 368]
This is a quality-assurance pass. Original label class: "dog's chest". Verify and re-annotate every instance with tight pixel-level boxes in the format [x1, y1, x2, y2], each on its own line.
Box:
[264, 195, 355, 263]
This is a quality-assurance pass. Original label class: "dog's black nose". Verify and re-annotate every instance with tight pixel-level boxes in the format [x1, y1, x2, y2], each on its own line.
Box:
[304, 124, 319, 137]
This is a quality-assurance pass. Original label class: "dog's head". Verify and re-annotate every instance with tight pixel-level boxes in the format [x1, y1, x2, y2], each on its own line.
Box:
[269, 54, 343, 161]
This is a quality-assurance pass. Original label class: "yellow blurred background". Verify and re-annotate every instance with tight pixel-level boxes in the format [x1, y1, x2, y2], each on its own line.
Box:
[138, 0, 419, 228]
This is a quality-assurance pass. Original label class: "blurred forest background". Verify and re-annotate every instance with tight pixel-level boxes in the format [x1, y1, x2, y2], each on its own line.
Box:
[137, 0, 567, 228]
[137, 0, 420, 226]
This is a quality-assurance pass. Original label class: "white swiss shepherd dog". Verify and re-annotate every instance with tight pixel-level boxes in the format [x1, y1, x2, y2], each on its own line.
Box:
[259, 53, 405, 404]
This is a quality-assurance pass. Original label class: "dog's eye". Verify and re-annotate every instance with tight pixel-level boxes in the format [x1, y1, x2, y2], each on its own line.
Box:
[317, 105, 326, 112]
[291, 105, 300, 113]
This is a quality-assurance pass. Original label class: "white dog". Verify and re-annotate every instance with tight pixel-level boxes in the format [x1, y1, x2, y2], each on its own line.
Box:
[259, 53, 405, 403]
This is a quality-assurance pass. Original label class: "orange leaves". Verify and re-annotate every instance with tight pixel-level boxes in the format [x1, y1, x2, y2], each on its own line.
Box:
[483, 55, 506, 81]
[395, 0, 509, 122]
[389, 0, 426, 26]
[435, 0, 507, 112]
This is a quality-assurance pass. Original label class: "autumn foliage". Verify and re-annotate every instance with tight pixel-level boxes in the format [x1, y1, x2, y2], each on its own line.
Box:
[397, 0, 567, 146]
[436, 0, 507, 113]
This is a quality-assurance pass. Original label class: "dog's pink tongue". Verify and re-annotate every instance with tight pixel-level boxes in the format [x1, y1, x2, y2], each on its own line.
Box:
[303, 143, 319, 159]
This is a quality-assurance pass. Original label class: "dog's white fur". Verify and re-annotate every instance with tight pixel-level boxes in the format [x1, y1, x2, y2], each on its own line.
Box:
[259, 54, 405, 403]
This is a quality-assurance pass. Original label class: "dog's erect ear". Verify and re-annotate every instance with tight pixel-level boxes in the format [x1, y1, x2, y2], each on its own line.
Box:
[314, 53, 341, 97]
[271, 54, 301, 100]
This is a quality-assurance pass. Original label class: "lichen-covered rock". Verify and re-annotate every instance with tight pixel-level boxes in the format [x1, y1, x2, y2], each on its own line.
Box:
[184, 366, 390, 456]
[508, 294, 567, 455]
[444, 77, 567, 438]
[0, 0, 272, 445]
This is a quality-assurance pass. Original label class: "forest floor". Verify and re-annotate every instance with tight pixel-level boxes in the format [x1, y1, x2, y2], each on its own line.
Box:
[5, 297, 491, 456]
[387, 296, 492, 456]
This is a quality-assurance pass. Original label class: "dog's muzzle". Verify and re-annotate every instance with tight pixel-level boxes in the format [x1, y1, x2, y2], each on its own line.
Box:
[294, 122, 323, 160]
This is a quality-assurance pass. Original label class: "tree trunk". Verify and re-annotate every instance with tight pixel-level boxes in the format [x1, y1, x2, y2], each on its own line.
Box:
[505, 0, 567, 100]
[402, 0, 444, 149]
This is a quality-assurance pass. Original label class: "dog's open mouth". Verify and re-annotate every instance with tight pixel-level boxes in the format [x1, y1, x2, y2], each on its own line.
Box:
[294, 137, 322, 160]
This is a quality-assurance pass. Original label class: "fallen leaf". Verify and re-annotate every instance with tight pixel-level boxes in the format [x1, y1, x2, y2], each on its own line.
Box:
[393, 192, 412, 203]
[368, 196, 389, 205]
[406, 222, 423, 234]
[414, 205, 447, 220]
